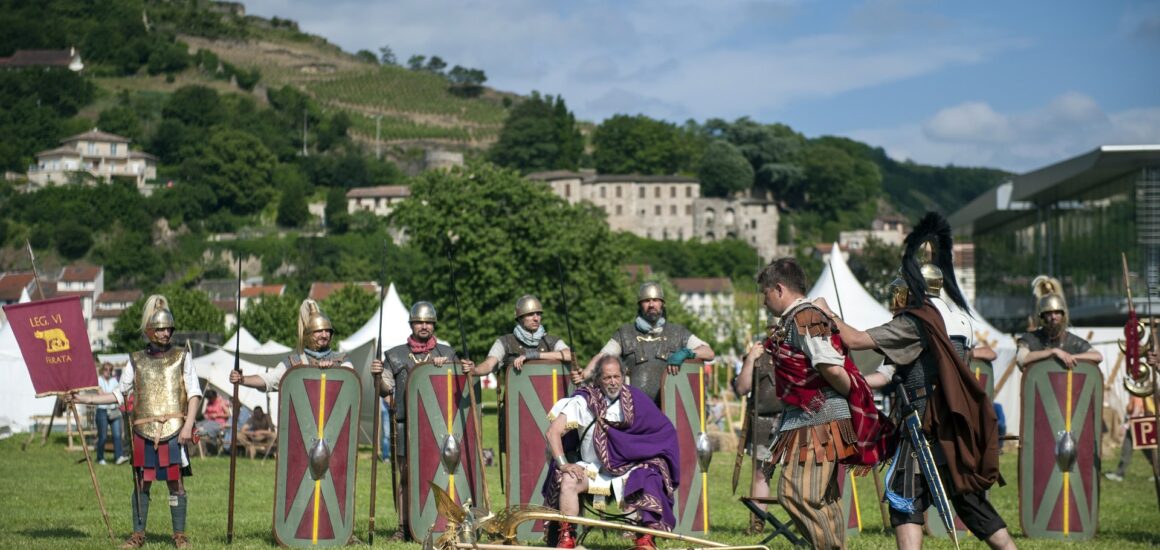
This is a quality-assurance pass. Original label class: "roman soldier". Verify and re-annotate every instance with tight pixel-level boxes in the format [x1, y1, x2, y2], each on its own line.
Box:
[816, 212, 1017, 549]
[1015, 276, 1102, 371]
[578, 282, 714, 403]
[71, 295, 202, 549]
[732, 322, 783, 534]
[466, 295, 572, 464]
[370, 301, 472, 541]
[231, 299, 353, 391]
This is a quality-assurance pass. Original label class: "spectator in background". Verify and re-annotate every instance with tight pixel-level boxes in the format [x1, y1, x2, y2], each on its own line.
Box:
[94, 363, 127, 465]
[237, 406, 276, 458]
[196, 389, 231, 441]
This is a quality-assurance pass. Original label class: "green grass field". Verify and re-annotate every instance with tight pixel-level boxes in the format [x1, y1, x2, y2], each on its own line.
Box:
[3, 418, 1158, 549]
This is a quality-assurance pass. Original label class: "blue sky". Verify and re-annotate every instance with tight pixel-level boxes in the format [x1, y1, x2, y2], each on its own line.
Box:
[242, 0, 1160, 172]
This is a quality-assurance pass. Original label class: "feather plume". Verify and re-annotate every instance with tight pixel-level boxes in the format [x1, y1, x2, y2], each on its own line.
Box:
[297, 299, 322, 351]
[1032, 275, 1064, 301]
[139, 294, 169, 332]
[901, 212, 969, 311]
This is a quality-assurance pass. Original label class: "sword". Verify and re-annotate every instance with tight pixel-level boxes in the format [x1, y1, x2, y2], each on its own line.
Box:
[893, 376, 960, 550]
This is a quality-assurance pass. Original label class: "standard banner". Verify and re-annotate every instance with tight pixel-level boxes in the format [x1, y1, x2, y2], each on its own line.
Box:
[406, 363, 486, 541]
[503, 360, 571, 542]
[273, 366, 362, 548]
[835, 466, 861, 538]
[1018, 360, 1102, 540]
[660, 362, 709, 535]
[1129, 416, 1158, 449]
[3, 296, 96, 395]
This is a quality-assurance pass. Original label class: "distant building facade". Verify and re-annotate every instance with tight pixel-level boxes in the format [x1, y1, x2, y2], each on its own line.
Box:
[26, 128, 157, 189]
[672, 277, 735, 342]
[692, 196, 779, 262]
[346, 186, 411, 217]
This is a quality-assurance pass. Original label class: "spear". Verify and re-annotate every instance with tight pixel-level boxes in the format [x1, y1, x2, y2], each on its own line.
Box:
[446, 237, 490, 511]
[226, 258, 243, 543]
[368, 246, 388, 544]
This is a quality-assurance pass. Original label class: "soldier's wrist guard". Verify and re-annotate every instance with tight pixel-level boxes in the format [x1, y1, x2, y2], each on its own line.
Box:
[554, 455, 567, 467]
[525, 349, 541, 361]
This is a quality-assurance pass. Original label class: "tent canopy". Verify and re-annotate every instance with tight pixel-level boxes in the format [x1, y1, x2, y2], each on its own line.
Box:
[340, 283, 411, 352]
[806, 243, 889, 372]
[0, 290, 54, 434]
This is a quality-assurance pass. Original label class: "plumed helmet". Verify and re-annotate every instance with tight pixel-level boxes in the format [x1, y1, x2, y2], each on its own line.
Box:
[297, 299, 333, 351]
[140, 294, 175, 332]
[515, 295, 543, 319]
[900, 212, 969, 311]
[920, 263, 943, 297]
[409, 301, 438, 323]
[637, 282, 665, 302]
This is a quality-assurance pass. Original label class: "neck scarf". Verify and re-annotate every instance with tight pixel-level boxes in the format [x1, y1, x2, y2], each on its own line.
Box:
[408, 334, 437, 354]
[304, 348, 332, 361]
[514, 324, 546, 347]
[635, 315, 666, 336]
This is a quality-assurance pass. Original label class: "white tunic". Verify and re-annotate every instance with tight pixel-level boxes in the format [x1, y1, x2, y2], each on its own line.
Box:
[549, 393, 640, 501]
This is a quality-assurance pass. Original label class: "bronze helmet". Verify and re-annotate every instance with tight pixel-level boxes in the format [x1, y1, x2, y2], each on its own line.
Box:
[920, 263, 943, 297]
[514, 295, 543, 319]
[1032, 275, 1069, 333]
[140, 295, 176, 346]
[409, 301, 438, 323]
[297, 299, 334, 352]
[888, 277, 909, 314]
[637, 282, 665, 302]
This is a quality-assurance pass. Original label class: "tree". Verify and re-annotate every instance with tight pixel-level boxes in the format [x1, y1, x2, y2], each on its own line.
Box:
[109, 285, 226, 352]
[276, 181, 310, 228]
[406, 55, 426, 71]
[324, 186, 351, 234]
[378, 46, 397, 66]
[698, 140, 754, 198]
[55, 219, 93, 260]
[592, 114, 699, 175]
[240, 293, 302, 347]
[320, 284, 378, 338]
[355, 49, 379, 64]
[97, 105, 143, 144]
[161, 85, 223, 128]
[193, 129, 277, 214]
[425, 56, 447, 74]
[488, 93, 582, 173]
[847, 238, 904, 302]
[392, 161, 672, 357]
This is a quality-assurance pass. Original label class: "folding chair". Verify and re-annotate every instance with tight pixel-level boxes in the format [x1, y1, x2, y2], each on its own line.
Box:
[739, 495, 807, 547]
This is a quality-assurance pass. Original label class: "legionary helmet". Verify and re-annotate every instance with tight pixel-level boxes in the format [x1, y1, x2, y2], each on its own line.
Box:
[1032, 275, 1068, 332]
[140, 294, 175, 345]
[515, 295, 543, 319]
[297, 299, 334, 352]
[638, 282, 665, 303]
[409, 301, 438, 323]
[899, 212, 970, 312]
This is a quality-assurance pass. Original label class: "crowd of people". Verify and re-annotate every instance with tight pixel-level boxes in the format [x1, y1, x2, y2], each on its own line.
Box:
[63, 212, 1145, 550]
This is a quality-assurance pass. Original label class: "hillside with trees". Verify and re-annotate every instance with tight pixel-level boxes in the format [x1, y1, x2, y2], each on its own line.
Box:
[0, 0, 1009, 353]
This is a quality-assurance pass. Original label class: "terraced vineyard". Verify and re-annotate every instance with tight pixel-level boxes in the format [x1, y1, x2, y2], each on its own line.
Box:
[177, 35, 510, 148]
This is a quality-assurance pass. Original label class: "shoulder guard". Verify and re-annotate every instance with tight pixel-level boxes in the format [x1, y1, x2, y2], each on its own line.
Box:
[788, 305, 832, 338]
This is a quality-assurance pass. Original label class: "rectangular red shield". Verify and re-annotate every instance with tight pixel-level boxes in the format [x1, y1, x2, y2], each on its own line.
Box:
[3, 296, 96, 396]
[1129, 416, 1158, 449]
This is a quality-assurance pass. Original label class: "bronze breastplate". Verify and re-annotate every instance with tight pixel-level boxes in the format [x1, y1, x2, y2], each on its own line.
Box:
[131, 348, 188, 442]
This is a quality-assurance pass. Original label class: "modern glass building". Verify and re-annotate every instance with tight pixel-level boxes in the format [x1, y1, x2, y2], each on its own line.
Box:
[949, 146, 1160, 331]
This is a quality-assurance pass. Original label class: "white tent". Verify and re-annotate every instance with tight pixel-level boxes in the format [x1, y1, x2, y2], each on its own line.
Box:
[0, 289, 55, 434]
[192, 348, 281, 427]
[222, 327, 263, 353]
[340, 283, 411, 352]
[807, 243, 890, 372]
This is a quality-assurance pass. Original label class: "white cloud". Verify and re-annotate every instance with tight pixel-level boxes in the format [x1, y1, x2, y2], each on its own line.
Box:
[849, 93, 1160, 172]
[239, 0, 1014, 123]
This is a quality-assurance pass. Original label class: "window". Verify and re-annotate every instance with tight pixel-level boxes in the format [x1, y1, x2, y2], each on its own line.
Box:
[686, 205, 692, 215]
[655, 205, 661, 215]
[686, 186, 692, 198]
[600, 186, 606, 199]
[639, 187, 646, 198]
[670, 186, 676, 198]
[110, 144, 118, 156]
[678, 229, 684, 240]
[616, 186, 622, 198]
[654, 187, 661, 198]
[565, 183, 571, 197]
[616, 205, 623, 215]
[87, 142, 96, 154]
[670, 205, 676, 215]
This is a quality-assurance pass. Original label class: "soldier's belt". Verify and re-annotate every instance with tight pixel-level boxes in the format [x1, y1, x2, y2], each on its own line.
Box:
[133, 413, 186, 448]
[905, 383, 938, 402]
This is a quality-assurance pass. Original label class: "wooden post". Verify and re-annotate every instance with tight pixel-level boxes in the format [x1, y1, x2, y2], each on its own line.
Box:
[70, 402, 114, 541]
